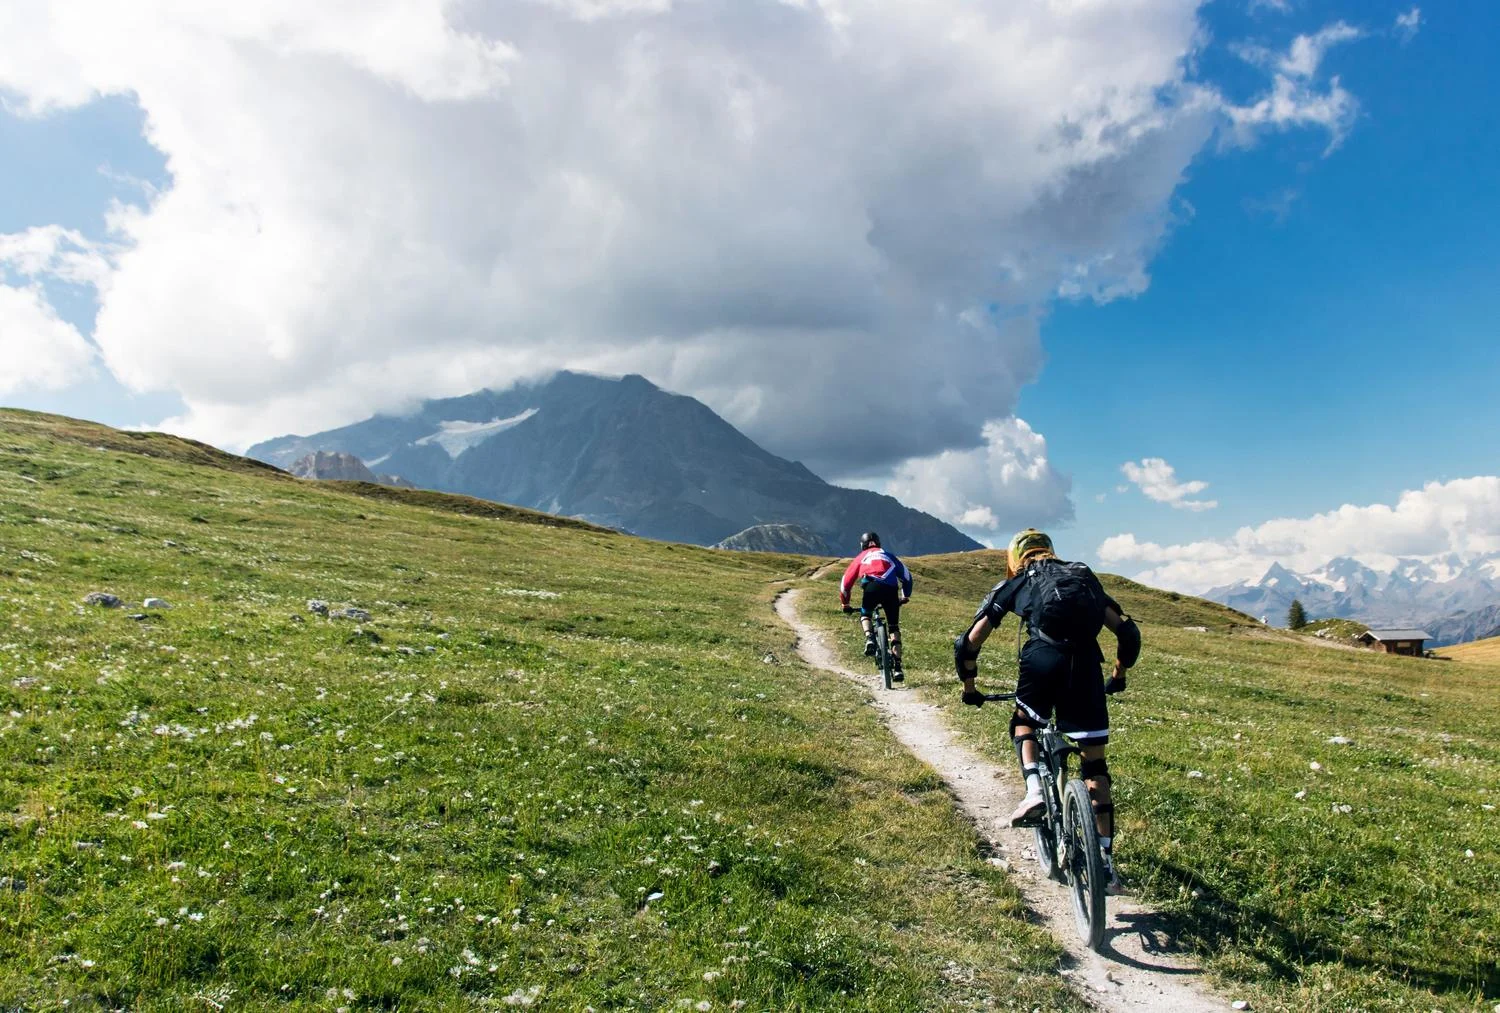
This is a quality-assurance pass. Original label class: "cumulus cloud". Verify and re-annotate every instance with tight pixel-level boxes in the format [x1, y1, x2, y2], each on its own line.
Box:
[1120, 457, 1217, 511]
[1395, 7, 1422, 43]
[0, 0, 1382, 533]
[0, 282, 97, 394]
[877, 418, 1072, 544]
[1099, 477, 1500, 591]
[0, 226, 109, 394]
[1226, 22, 1362, 149]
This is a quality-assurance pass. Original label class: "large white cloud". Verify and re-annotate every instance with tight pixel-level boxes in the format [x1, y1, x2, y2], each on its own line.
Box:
[0, 0, 1367, 509]
[1099, 477, 1500, 592]
[878, 417, 1073, 544]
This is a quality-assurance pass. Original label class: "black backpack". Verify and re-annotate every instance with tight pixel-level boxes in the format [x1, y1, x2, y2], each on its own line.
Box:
[1026, 558, 1106, 645]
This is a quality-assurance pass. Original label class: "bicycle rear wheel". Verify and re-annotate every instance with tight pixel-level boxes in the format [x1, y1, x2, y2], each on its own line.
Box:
[875, 617, 893, 690]
[1062, 778, 1107, 950]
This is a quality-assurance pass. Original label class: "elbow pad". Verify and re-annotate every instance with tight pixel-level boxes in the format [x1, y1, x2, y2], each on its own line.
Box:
[953, 634, 980, 681]
[1116, 618, 1141, 669]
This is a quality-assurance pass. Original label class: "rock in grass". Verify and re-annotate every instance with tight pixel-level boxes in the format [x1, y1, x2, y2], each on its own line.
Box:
[330, 607, 372, 622]
[307, 600, 330, 615]
[83, 592, 123, 608]
[143, 597, 171, 609]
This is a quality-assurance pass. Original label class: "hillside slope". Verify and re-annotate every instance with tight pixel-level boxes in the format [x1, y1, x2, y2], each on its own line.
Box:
[0, 409, 1075, 1010]
[246, 372, 982, 554]
[804, 549, 1500, 1012]
[1445, 633, 1500, 664]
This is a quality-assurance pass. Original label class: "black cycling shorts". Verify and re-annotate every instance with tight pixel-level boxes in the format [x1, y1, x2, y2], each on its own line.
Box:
[1014, 638, 1109, 744]
[859, 582, 902, 630]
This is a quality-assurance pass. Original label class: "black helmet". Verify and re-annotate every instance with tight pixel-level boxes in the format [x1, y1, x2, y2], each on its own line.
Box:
[859, 531, 881, 549]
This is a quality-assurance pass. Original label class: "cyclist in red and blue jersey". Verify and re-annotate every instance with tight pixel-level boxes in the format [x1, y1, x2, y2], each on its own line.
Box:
[838, 531, 914, 681]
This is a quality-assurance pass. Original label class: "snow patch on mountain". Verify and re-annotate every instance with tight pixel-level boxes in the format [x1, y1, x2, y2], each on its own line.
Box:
[416, 409, 539, 458]
[1206, 552, 1500, 646]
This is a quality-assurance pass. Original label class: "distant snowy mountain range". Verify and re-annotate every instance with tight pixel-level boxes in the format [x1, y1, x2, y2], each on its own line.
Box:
[1205, 554, 1500, 647]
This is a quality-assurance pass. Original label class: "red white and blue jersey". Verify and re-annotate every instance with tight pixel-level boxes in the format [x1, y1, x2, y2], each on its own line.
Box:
[839, 548, 913, 604]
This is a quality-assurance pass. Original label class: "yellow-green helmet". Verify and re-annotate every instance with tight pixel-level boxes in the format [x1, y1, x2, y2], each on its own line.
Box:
[1007, 528, 1053, 573]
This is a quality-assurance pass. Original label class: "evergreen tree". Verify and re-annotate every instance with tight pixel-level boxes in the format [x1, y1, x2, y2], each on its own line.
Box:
[1288, 599, 1308, 630]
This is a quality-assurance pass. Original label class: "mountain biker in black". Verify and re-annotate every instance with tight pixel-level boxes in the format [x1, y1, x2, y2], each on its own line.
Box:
[952, 529, 1141, 886]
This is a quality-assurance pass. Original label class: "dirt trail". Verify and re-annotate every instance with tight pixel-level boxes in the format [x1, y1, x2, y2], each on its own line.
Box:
[776, 587, 1231, 1012]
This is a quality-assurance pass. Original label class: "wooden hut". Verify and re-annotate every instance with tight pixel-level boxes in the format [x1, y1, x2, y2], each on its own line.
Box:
[1355, 629, 1432, 657]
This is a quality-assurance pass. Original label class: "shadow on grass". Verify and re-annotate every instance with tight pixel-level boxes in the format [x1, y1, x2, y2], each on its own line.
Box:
[1145, 859, 1500, 1000]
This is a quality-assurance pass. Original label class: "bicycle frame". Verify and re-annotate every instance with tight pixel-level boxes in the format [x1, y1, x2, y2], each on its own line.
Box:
[847, 603, 894, 689]
[1032, 722, 1078, 868]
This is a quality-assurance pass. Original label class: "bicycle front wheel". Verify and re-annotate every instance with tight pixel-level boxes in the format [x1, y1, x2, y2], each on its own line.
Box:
[875, 618, 893, 690]
[1062, 778, 1107, 950]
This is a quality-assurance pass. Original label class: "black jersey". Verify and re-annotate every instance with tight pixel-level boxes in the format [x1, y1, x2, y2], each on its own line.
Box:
[975, 559, 1121, 662]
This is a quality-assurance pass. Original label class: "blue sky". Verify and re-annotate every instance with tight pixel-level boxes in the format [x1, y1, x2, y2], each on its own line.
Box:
[1, 0, 1496, 590]
[1021, 0, 1500, 575]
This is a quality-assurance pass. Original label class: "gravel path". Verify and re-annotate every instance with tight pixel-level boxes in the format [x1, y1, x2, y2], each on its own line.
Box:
[776, 586, 1231, 1012]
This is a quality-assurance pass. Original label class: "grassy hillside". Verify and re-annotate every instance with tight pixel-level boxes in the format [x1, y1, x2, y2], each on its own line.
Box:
[1445, 634, 1500, 665]
[808, 552, 1500, 1012]
[0, 411, 1082, 1010]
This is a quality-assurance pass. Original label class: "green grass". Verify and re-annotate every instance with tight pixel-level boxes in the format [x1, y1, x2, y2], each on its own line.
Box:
[1300, 618, 1369, 643]
[0, 410, 1083, 1010]
[803, 553, 1500, 1012]
[1445, 635, 1500, 665]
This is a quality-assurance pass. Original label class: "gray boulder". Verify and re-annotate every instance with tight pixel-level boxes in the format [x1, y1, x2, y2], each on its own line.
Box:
[83, 592, 123, 608]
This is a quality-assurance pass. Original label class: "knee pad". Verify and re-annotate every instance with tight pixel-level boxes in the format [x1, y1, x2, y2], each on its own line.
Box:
[1080, 757, 1110, 782]
[1009, 710, 1034, 738]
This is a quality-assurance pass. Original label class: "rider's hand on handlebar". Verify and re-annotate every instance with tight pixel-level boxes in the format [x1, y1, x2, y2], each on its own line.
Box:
[842, 604, 854, 614]
[961, 688, 987, 708]
[899, 596, 909, 605]
[1104, 658, 1126, 694]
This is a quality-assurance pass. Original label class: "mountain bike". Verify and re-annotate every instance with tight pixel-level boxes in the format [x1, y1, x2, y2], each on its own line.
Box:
[980, 690, 1108, 949]
[845, 604, 896, 690]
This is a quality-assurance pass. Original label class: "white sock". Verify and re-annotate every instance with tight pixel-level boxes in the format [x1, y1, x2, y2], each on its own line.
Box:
[1023, 769, 1040, 795]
